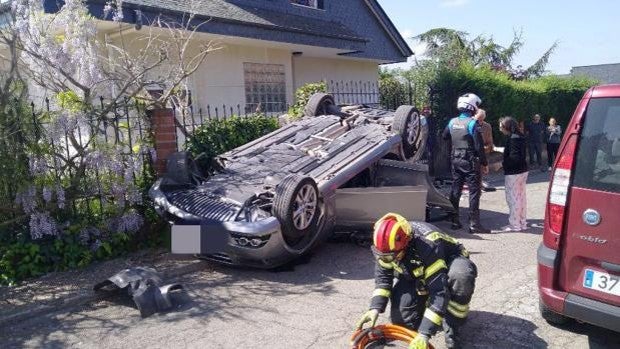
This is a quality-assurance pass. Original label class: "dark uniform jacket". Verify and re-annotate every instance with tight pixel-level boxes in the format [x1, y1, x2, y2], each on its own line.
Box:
[442, 113, 488, 166]
[369, 232, 469, 336]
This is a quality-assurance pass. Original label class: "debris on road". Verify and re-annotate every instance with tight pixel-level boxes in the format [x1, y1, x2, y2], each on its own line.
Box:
[93, 267, 184, 318]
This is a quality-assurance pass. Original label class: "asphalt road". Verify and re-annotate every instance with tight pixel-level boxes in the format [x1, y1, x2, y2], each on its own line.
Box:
[2, 171, 619, 349]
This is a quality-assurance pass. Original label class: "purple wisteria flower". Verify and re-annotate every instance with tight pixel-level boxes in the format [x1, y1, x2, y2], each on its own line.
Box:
[42, 186, 53, 203]
[28, 155, 48, 176]
[107, 212, 144, 234]
[78, 226, 101, 246]
[29, 212, 58, 240]
[15, 185, 37, 214]
[90, 239, 102, 252]
[56, 185, 66, 209]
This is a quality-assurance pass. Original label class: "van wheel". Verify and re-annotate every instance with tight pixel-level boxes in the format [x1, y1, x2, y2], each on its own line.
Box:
[539, 299, 571, 325]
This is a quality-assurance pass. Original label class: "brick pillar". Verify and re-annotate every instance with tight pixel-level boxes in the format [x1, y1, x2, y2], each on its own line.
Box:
[151, 108, 177, 175]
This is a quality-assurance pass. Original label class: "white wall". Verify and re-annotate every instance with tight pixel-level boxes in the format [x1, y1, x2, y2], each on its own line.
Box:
[292, 56, 378, 90]
[192, 43, 294, 114]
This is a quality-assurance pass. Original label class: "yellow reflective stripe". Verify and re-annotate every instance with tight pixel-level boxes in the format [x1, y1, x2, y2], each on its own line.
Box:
[447, 305, 469, 318]
[412, 266, 424, 277]
[423, 308, 443, 326]
[378, 260, 393, 269]
[461, 248, 470, 258]
[426, 231, 458, 244]
[372, 289, 391, 298]
[424, 259, 447, 279]
[388, 222, 400, 250]
[448, 300, 469, 312]
[392, 263, 404, 274]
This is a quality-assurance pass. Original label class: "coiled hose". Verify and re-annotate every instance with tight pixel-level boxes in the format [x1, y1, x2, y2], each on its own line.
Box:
[350, 324, 435, 349]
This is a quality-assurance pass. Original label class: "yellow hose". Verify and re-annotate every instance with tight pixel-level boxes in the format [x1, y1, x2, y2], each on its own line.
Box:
[350, 324, 435, 349]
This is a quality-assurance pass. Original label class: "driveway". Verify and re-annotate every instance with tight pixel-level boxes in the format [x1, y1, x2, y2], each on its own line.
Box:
[1, 171, 618, 348]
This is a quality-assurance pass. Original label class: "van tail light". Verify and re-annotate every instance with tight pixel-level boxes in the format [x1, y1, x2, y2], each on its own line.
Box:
[545, 135, 578, 249]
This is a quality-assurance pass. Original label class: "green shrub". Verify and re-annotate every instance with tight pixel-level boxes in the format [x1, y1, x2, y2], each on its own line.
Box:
[379, 75, 408, 110]
[433, 63, 597, 143]
[288, 81, 327, 118]
[185, 115, 280, 173]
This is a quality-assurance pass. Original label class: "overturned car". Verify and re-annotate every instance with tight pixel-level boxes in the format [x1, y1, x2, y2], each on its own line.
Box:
[149, 93, 453, 268]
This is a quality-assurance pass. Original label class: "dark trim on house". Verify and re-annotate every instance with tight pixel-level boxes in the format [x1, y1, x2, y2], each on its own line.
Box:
[364, 0, 413, 57]
[39, 0, 411, 62]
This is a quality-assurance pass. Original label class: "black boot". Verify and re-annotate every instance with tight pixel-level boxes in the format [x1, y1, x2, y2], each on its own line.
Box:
[469, 225, 491, 234]
[481, 180, 496, 192]
[451, 214, 462, 230]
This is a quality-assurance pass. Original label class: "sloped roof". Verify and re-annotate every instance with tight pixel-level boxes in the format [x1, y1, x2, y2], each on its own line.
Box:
[119, 0, 366, 42]
[35, 0, 411, 62]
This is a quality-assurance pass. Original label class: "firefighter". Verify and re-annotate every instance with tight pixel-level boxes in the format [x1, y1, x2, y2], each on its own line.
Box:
[356, 214, 477, 349]
[442, 93, 491, 234]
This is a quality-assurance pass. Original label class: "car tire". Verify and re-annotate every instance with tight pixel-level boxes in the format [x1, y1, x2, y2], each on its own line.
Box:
[392, 105, 421, 160]
[273, 174, 321, 251]
[539, 299, 571, 325]
[304, 93, 336, 117]
[165, 152, 201, 185]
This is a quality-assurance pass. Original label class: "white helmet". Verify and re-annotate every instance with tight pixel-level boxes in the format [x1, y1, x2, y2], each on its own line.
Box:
[457, 93, 482, 112]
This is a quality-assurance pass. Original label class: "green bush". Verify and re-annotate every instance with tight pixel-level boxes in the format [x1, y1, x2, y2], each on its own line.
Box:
[433, 63, 597, 142]
[288, 81, 327, 118]
[185, 115, 280, 173]
[379, 75, 409, 110]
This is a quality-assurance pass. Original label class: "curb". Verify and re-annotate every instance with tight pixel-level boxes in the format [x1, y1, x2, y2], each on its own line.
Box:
[0, 260, 209, 328]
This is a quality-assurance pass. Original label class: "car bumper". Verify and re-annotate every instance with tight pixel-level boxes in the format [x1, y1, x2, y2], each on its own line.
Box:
[564, 293, 620, 333]
[172, 218, 294, 268]
[150, 179, 294, 268]
[538, 243, 620, 332]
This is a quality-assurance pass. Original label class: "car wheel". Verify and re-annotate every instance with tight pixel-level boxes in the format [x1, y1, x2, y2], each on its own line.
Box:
[273, 174, 321, 251]
[304, 93, 336, 117]
[539, 299, 571, 325]
[165, 152, 201, 185]
[392, 105, 421, 160]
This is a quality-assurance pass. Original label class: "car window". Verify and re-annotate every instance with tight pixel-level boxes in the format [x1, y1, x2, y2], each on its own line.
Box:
[573, 98, 620, 193]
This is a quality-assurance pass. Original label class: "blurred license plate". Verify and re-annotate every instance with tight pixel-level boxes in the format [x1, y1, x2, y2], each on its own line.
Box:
[583, 269, 620, 297]
[171, 224, 228, 254]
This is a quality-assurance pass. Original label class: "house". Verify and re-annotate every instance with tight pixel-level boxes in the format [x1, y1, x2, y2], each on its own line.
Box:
[39, 0, 412, 113]
[570, 63, 620, 84]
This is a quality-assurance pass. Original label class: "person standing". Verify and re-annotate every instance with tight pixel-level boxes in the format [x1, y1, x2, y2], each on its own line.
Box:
[546, 118, 562, 170]
[526, 114, 546, 171]
[498, 117, 528, 232]
[473, 109, 496, 192]
[442, 93, 491, 234]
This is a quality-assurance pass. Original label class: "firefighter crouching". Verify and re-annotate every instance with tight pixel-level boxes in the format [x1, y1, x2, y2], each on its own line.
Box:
[356, 213, 477, 349]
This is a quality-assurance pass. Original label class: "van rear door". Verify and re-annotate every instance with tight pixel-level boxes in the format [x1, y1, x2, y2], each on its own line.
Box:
[558, 97, 620, 306]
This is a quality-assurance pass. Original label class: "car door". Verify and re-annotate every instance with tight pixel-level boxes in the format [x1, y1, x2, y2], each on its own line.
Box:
[558, 97, 620, 306]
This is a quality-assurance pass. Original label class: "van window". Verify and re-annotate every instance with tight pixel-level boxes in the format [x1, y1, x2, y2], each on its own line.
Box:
[573, 98, 620, 193]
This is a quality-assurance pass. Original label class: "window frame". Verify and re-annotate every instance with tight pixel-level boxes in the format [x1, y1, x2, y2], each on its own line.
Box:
[290, 0, 324, 10]
[243, 62, 287, 114]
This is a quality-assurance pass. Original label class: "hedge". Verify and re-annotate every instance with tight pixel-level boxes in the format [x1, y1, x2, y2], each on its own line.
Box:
[432, 64, 598, 142]
[185, 115, 280, 173]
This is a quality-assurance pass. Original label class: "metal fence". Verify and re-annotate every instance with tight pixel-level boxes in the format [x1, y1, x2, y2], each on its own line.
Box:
[327, 80, 381, 106]
[0, 97, 154, 221]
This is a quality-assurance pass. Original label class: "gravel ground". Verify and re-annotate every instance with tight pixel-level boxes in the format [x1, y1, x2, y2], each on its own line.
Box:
[1, 171, 618, 349]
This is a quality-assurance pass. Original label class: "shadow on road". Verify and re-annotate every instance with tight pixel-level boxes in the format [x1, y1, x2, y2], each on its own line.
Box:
[545, 320, 620, 348]
[463, 310, 548, 348]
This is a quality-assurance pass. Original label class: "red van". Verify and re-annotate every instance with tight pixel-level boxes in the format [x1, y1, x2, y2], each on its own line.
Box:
[538, 84, 620, 332]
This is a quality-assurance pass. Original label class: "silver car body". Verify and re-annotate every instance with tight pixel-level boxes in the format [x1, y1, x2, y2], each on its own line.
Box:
[149, 105, 452, 267]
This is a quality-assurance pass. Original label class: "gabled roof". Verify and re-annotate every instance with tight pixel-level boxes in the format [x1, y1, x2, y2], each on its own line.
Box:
[37, 0, 412, 62]
[118, 0, 367, 43]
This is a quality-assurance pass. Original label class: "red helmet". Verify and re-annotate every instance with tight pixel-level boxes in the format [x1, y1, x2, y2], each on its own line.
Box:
[372, 213, 412, 254]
